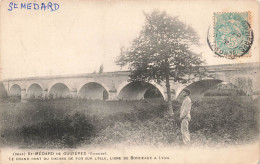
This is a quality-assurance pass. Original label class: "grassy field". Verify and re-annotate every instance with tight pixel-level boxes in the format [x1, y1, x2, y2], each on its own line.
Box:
[0, 97, 259, 148]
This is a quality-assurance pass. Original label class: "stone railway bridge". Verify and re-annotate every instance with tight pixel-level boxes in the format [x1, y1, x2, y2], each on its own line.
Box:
[2, 63, 260, 102]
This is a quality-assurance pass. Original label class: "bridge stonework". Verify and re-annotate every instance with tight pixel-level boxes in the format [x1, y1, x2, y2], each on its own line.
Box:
[2, 63, 260, 101]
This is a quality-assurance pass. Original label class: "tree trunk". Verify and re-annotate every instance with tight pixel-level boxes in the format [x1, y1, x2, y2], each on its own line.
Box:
[165, 71, 174, 115]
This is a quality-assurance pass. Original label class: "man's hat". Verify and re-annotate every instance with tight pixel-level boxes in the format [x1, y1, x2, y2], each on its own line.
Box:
[182, 88, 191, 95]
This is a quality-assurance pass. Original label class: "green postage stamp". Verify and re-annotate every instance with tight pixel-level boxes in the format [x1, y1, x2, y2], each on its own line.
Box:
[213, 12, 253, 59]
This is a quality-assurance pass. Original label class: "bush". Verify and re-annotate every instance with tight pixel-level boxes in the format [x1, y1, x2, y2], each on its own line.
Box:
[204, 89, 246, 96]
[90, 97, 259, 147]
[1, 109, 96, 148]
[90, 114, 181, 146]
[189, 97, 259, 145]
[0, 98, 258, 148]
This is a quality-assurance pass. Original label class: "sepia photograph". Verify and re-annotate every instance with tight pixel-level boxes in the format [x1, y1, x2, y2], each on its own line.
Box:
[0, 0, 259, 163]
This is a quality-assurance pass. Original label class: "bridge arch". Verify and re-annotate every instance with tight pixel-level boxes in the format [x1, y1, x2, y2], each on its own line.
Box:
[48, 83, 72, 99]
[78, 82, 109, 100]
[175, 79, 245, 101]
[9, 84, 22, 98]
[26, 83, 43, 99]
[117, 81, 166, 100]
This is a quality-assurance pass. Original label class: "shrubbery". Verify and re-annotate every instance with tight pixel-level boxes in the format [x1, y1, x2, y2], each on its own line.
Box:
[0, 101, 96, 148]
[19, 111, 95, 147]
[89, 102, 182, 146]
[0, 97, 259, 148]
[189, 97, 259, 145]
[90, 97, 259, 147]
[204, 89, 246, 96]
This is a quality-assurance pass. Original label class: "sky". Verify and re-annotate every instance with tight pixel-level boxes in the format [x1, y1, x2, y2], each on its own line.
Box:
[1, 0, 259, 79]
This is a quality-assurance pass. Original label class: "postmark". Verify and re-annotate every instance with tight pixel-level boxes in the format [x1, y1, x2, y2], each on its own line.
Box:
[209, 12, 253, 59]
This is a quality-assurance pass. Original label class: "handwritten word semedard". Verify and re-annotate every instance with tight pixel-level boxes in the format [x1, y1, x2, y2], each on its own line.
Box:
[8, 2, 59, 12]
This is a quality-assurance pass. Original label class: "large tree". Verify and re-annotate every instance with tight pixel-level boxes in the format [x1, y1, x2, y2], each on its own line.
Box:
[116, 10, 205, 115]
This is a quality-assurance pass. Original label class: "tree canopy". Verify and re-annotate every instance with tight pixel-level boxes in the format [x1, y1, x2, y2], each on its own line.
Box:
[116, 10, 205, 84]
[116, 10, 206, 114]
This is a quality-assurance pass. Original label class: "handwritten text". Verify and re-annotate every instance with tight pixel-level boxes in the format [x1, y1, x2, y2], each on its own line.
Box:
[8, 2, 59, 12]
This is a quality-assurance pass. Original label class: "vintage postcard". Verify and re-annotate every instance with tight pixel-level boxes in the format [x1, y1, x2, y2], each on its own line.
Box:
[0, 0, 259, 163]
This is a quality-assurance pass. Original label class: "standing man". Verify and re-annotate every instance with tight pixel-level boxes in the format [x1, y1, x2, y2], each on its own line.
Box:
[179, 88, 192, 145]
